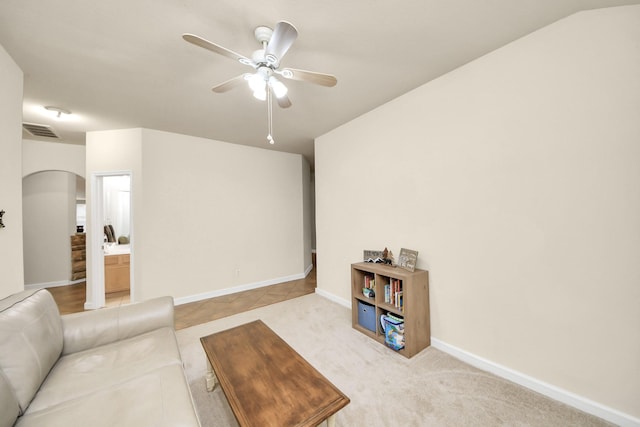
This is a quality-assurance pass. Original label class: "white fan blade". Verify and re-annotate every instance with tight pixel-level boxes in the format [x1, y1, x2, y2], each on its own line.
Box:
[265, 21, 298, 67]
[183, 33, 254, 66]
[212, 74, 250, 93]
[279, 68, 337, 87]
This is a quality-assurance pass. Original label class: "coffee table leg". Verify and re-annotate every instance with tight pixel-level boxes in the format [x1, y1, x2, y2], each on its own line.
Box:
[326, 414, 336, 427]
[205, 357, 218, 391]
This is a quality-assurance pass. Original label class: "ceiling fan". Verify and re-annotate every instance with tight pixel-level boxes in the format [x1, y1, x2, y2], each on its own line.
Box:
[182, 21, 337, 144]
[183, 21, 337, 107]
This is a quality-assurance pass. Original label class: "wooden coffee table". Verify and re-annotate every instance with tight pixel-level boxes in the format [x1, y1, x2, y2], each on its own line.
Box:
[200, 320, 350, 427]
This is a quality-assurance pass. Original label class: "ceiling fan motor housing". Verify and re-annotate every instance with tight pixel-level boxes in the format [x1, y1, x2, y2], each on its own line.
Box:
[254, 26, 273, 44]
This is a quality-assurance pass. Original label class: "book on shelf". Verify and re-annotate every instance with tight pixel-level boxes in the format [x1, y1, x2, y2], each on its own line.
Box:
[384, 278, 403, 309]
[395, 291, 403, 311]
[363, 275, 375, 290]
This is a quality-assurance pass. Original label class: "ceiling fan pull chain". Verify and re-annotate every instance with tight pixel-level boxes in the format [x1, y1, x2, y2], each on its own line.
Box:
[267, 89, 275, 144]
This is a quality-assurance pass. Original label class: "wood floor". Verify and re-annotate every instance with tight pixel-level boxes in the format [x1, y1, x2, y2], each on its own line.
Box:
[48, 264, 316, 331]
[47, 283, 130, 315]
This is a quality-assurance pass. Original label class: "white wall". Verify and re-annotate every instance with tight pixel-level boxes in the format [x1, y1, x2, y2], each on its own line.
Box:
[21, 140, 87, 288]
[86, 128, 142, 305]
[87, 128, 309, 303]
[22, 171, 76, 285]
[22, 139, 86, 178]
[315, 5, 640, 423]
[301, 158, 312, 269]
[0, 44, 24, 298]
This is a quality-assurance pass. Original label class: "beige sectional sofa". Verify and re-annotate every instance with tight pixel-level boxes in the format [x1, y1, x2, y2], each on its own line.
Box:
[0, 289, 201, 427]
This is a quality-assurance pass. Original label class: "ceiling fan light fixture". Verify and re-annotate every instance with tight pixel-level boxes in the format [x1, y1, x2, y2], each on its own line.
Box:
[247, 73, 263, 91]
[44, 105, 71, 120]
[248, 73, 267, 100]
[269, 77, 288, 99]
[253, 88, 267, 101]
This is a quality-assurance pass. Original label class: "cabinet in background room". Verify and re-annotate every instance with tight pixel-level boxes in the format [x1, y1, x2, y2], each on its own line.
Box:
[105, 254, 130, 293]
[351, 262, 430, 358]
[70, 233, 86, 281]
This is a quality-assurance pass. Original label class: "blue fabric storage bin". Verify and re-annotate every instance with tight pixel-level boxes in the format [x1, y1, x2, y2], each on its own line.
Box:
[357, 300, 376, 332]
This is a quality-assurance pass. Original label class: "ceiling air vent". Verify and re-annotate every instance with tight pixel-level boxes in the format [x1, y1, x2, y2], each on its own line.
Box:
[23, 122, 60, 139]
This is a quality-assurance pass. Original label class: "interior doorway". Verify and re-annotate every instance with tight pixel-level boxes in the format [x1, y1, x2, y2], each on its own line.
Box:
[22, 170, 84, 288]
[86, 171, 133, 309]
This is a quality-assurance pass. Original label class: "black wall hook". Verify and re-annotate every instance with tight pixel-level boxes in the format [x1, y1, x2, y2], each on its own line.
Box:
[0, 210, 5, 228]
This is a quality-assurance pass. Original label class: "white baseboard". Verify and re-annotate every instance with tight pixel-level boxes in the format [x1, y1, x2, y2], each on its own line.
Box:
[315, 288, 350, 308]
[174, 271, 307, 306]
[83, 301, 98, 310]
[304, 262, 313, 276]
[431, 338, 640, 427]
[25, 279, 84, 290]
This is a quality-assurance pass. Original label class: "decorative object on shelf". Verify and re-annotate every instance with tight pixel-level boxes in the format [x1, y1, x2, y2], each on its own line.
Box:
[0, 210, 5, 228]
[397, 248, 418, 272]
[363, 249, 384, 263]
[364, 248, 395, 264]
[363, 287, 375, 298]
[382, 247, 394, 265]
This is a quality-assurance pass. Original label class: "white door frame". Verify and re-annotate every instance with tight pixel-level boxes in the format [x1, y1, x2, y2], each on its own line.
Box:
[85, 170, 133, 309]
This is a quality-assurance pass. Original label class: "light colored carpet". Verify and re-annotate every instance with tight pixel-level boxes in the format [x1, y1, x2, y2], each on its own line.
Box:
[176, 293, 611, 426]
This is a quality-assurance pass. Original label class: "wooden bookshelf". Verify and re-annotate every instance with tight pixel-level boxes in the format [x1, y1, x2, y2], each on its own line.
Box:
[351, 262, 430, 358]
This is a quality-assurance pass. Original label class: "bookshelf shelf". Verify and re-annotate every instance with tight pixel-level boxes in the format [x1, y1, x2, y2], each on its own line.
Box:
[351, 262, 430, 358]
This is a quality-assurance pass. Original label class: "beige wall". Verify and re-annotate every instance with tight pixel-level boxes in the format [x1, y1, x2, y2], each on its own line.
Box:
[0, 44, 24, 298]
[21, 140, 87, 288]
[301, 158, 312, 269]
[22, 171, 77, 285]
[315, 5, 640, 421]
[86, 128, 143, 305]
[87, 128, 309, 303]
[22, 139, 86, 178]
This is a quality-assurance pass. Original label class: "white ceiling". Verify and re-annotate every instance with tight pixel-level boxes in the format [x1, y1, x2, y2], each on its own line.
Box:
[1, 0, 638, 166]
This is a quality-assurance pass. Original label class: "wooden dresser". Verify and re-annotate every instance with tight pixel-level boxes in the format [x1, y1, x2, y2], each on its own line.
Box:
[70, 233, 86, 281]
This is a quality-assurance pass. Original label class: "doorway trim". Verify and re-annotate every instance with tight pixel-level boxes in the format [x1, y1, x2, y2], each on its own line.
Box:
[85, 170, 133, 310]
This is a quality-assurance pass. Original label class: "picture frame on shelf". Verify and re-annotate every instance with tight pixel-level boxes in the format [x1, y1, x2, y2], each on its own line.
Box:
[397, 248, 418, 272]
[363, 250, 384, 263]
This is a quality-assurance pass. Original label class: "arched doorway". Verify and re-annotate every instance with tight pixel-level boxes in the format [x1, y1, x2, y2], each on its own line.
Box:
[22, 170, 84, 287]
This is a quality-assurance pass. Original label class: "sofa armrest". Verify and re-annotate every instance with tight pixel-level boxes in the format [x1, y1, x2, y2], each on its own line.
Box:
[61, 296, 175, 355]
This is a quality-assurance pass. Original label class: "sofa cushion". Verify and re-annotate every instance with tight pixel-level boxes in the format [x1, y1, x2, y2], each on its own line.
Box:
[0, 289, 63, 414]
[25, 326, 183, 413]
[61, 296, 175, 355]
[0, 371, 20, 427]
[15, 364, 201, 427]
